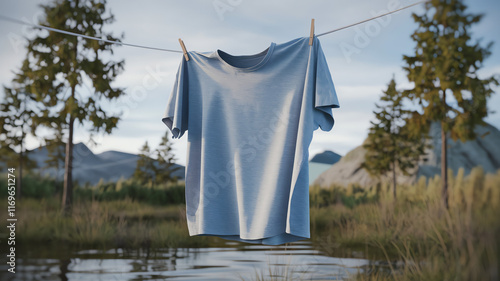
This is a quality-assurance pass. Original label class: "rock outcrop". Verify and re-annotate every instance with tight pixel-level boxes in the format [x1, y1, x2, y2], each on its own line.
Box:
[314, 122, 500, 188]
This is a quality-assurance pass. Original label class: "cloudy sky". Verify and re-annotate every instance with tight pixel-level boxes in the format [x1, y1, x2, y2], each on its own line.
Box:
[0, 0, 499, 166]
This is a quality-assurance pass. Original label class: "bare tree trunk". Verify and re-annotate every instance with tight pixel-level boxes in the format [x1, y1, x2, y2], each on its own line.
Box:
[18, 142, 23, 200]
[62, 30, 78, 216]
[440, 87, 449, 210]
[18, 100, 27, 200]
[62, 116, 74, 215]
[441, 123, 449, 210]
[62, 86, 75, 216]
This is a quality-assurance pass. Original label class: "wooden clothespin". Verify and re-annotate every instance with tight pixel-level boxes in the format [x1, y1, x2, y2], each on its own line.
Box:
[178, 38, 189, 61]
[309, 19, 315, 46]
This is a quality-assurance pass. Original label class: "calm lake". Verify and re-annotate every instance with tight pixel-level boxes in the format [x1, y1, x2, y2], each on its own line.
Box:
[1, 241, 393, 280]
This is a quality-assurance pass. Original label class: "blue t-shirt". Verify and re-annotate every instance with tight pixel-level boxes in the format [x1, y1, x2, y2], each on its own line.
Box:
[162, 36, 339, 245]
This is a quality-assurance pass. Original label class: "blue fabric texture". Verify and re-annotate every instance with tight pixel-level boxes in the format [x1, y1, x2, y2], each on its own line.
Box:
[162, 36, 339, 245]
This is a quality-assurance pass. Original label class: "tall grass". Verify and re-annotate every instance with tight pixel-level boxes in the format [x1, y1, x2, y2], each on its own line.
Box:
[2, 167, 498, 280]
[2, 196, 218, 249]
[310, 167, 500, 281]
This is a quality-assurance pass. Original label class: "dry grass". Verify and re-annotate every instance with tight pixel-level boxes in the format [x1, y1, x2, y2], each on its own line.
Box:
[3, 197, 216, 249]
[2, 167, 498, 280]
[311, 167, 500, 281]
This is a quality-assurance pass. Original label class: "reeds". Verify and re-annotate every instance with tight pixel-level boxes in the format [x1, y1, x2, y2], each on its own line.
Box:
[1, 167, 498, 280]
[4, 196, 216, 249]
[311, 167, 500, 281]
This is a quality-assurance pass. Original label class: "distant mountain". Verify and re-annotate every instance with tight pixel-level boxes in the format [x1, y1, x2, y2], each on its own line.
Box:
[308, 151, 342, 185]
[314, 122, 500, 188]
[29, 142, 185, 185]
[310, 151, 342, 164]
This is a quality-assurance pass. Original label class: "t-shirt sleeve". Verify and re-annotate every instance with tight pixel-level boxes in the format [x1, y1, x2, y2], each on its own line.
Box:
[162, 57, 189, 139]
[312, 37, 340, 131]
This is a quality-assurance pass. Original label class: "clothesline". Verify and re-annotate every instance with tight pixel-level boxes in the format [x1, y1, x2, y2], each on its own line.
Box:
[316, 0, 427, 37]
[0, 0, 428, 53]
[0, 14, 183, 53]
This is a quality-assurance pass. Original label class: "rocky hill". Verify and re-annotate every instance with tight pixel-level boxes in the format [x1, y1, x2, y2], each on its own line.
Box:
[314, 122, 500, 188]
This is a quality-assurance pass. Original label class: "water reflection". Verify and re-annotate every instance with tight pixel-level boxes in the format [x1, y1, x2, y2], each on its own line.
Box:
[0, 241, 392, 280]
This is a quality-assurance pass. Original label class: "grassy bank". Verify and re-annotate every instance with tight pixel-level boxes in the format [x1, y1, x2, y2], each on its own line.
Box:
[310, 167, 500, 280]
[1, 167, 499, 280]
[5, 197, 218, 249]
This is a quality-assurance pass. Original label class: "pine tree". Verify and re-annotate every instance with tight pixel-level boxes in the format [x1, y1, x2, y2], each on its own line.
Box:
[0, 79, 39, 199]
[18, 0, 125, 214]
[363, 78, 427, 200]
[133, 141, 155, 186]
[403, 0, 498, 209]
[154, 131, 180, 185]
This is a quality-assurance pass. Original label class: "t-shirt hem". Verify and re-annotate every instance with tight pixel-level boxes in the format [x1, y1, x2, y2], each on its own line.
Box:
[189, 231, 310, 245]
